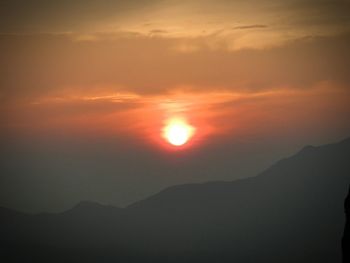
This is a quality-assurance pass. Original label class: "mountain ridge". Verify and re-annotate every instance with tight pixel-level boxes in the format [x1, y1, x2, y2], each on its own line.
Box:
[1, 136, 349, 215]
[1, 136, 349, 263]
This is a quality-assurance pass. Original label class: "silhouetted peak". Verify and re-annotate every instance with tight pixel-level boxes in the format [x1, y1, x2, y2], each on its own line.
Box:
[299, 144, 317, 154]
[66, 201, 120, 214]
[297, 136, 350, 156]
[339, 137, 350, 145]
[75, 201, 105, 209]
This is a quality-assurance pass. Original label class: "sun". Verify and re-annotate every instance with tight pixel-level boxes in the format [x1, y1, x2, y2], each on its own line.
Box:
[163, 118, 195, 146]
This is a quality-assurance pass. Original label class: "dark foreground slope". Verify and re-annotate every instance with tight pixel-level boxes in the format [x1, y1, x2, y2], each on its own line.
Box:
[343, 186, 350, 263]
[1, 138, 350, 263]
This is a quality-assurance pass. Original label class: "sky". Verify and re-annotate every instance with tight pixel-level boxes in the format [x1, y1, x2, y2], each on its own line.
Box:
[1, 0, 350, 212]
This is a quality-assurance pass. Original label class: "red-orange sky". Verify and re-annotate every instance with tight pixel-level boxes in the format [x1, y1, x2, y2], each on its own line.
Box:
[1, 0, 350, 212]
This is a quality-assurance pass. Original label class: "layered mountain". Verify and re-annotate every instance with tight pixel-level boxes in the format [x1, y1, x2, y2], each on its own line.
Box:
[1, 138, 349, 263]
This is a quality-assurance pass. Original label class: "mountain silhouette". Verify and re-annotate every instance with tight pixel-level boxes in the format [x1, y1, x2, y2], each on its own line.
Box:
[1, 138, 349, 263]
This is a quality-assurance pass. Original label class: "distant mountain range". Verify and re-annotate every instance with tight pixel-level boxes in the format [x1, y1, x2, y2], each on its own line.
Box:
[1, 138, 350, 263]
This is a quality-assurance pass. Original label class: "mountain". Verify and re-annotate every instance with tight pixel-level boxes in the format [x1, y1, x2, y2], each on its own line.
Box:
[1, 138, 350, 263]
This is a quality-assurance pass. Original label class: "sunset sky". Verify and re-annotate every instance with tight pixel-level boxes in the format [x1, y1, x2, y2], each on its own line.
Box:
[1, 0, 350, 212]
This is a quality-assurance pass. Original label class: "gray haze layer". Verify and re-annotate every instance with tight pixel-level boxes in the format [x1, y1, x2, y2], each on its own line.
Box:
[0, 134, 347, 213]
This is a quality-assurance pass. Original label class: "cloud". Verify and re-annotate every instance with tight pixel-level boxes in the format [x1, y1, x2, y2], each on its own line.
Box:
[232, 24, 268, 30]
[1, 32, 349, 103]
[148, 29, 168, 35]
[0, 0, 163, 33]
[1, 0, 349, 41]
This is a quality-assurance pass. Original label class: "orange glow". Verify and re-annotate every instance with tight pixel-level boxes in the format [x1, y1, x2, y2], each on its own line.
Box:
[3, 84, 349, 152]
[162, 118, 195, 146]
